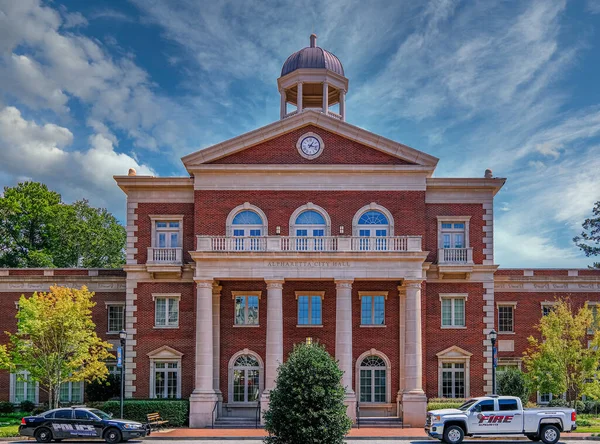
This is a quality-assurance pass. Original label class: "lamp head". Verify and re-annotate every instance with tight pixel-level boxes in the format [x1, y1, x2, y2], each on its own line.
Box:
[119, 330, 127, 341]
[489, 329, 497, 342]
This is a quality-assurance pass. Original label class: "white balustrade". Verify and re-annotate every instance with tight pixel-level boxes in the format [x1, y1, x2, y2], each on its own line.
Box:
[439, 247, 473, 263]
[147, 247, 182, 264]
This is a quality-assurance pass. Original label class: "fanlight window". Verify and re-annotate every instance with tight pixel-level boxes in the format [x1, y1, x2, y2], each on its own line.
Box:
[358, 211, 388, 226]
[361, 355, 386, 367]
[231, 210, 263, 251]
[359, 355, 387, 403]
[232, 354, 260, 403]
[232, 210, 263, 225]
[234, 355, 259, 367]
[357, 211, 389, 250]
[295, 210, 326, 225]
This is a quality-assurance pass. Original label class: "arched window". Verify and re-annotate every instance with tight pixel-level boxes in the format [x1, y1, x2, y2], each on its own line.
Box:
[229, 351, 263, 404]
[357, 211, 390, 250]
[355, 350, 391, 404]
[289, 204, 331, 251]
[226, 203, 268, 251]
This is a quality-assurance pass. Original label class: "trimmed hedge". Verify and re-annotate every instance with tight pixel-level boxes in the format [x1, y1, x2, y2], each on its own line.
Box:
[0, 402, 14, 414]
[427, 398, 467, 411]
[100, 400, 189, 427]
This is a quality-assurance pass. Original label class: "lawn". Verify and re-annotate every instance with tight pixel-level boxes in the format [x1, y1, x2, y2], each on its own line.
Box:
[0, 413, 24, 438]
[576, 414, 600, 434]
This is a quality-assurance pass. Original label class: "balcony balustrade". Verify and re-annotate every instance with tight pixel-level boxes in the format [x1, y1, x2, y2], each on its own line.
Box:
[438, 247, 473, 264]
[147, 247, 183, 264]
[196, 235, 422, 253]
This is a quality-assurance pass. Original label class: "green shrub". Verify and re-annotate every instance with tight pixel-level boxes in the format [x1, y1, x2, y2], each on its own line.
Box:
[101, 400, 189, 426]
[264, 343, 353, 444]
[497, 368, 529, 405]
[0, 402, 14, 414]
[575, 400, 586, 413]
[19, 400, 35, 413]
[427, 398, 467, 411]
[547, 398, 570, 408]
[584, 400, 600, 415]
[577, 419, 592, 427]
[86, 374, 121, 402]
[32, 404, 49, 416]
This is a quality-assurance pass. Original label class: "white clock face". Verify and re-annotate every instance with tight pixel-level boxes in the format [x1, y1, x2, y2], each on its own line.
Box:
[301, 136, 321, 156]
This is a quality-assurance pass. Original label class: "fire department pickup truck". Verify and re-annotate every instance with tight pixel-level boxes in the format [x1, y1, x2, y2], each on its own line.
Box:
[425, 396, 577, 444]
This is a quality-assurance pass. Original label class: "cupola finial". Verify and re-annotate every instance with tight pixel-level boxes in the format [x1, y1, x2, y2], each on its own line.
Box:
[310, 33, 317, 48]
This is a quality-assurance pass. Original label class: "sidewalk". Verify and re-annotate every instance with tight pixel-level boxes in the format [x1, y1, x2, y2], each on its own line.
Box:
[146, 428, 600, 440]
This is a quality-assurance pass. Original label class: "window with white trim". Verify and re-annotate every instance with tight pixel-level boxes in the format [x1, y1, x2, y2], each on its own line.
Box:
[232, 210, 264, 251]
[440, 294, 467, 328]
[153, 362, 179, 399]
[107, 303, 124, 333]
[359, 355, 387, 403]
[441, 363, 465, 398]
[154, 294, 180, 328]
[232, 354, 261, 403]
[498, 304, 515, 333]
[360, 292, 387, 326]
[588, 303, 598, 334]
[233, 292, 260, 326]
[440, 223, 466, 249]
[59, 381, 83, 403]
[296, 292, 323, 325]
[293, 210, 327, 251]
[155, 221, 180, 248]
[10, 371, 38, 404]
[541, 302, 557, 317]
[357, 211, 390, 251]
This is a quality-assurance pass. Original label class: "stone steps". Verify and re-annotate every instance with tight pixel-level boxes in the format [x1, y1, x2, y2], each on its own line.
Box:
[357, 416, 407, 428]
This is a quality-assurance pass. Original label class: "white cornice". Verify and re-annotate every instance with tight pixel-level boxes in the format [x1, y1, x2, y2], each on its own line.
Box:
[181, 109, 439, 169]
[426, 178, 506, 199]
[114, 176, 194, 202]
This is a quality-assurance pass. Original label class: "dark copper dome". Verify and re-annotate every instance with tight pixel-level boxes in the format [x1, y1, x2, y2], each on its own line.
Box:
[281, 34, 344, 77]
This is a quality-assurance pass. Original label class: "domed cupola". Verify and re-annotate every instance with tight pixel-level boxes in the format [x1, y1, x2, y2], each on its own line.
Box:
[278, 34, 349, 121]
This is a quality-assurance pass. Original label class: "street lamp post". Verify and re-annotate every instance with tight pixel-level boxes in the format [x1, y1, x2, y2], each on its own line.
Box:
[490, 329, 497, 395]
[119, 330, 127, 419]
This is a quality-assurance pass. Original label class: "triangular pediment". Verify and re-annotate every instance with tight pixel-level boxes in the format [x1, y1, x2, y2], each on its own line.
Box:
[436, 345, 473, 358]
[181, 109, 438, 170]
[147, 345, 184, 359]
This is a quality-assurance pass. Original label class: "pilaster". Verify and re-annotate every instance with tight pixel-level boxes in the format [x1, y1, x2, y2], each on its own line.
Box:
[335, 279, 356, 421]
[212, 282, 223, 415]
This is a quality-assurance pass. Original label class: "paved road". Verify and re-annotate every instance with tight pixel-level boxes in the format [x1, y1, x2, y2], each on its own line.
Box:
[6, 440, 596, 444]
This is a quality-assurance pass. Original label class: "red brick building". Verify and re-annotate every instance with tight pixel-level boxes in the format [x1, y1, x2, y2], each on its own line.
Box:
[1, 35, 599, 427]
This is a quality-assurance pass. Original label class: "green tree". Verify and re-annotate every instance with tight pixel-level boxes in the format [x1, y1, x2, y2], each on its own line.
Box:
[573, 201, 600, 269]
[497, 367, 530, 405]
[264, 343, 352, 444]
[0, 286, 113, 408]
[0, 181, 125, 268]
[523, 299, 600, 404]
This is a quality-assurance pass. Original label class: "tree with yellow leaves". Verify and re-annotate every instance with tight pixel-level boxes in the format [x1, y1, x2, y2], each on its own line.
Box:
[0, 286, 113, 408]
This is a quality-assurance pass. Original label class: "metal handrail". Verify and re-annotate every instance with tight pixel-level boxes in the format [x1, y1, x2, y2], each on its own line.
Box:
[211, 400, 219, 429]
[256, 399, 261, 429]
[356, 402, 360, 429]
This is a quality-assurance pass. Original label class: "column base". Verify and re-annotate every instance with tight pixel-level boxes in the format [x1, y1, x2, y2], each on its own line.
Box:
[401, 391, 427, 427]
[344, 391, 357, 422]
[189, 391, 219, 428]
[259, 391, 270, 425]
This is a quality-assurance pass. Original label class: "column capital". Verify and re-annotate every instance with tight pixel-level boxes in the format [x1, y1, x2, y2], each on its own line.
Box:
[335, 279, 354, 289]
[265, 279, 284, 290]
[195, 279, 213, 288]
[212, 283, 222, 295]
[403, 280, 423, 289]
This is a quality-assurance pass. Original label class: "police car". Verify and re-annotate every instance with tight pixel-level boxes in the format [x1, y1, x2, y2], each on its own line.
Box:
[19, 406, 149, 443]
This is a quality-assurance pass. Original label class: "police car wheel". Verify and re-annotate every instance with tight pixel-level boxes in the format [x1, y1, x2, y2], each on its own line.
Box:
[104, 428, 122, 443]
[34, 427, 53, 443]
[540, 425, 560, 444]
[443, 425, 464, 444]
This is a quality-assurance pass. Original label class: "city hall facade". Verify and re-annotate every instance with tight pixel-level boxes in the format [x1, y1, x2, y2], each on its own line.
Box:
[1, 35, 600, 427]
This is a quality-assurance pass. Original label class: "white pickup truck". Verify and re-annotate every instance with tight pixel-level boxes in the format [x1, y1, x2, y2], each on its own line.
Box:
[425, 396, 577, 444]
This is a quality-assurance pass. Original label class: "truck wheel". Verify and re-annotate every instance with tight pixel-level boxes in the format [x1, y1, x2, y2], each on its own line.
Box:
[34, 427, 53, 443]
[443, 425, 465, 444]
[540, 425, 560, 444]
[526, 434, 540, 441]
[104, 428, 122, 444]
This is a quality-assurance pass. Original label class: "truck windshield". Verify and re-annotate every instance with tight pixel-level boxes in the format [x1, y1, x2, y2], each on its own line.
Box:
[458, 400, 478, 411]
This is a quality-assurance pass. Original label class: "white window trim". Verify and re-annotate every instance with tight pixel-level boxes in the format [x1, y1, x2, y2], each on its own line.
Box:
[152, 293, 181, 329]
[436, 216, 471, 249]
[355, 349, 392, 405]
[352, 203, 395, 237]
[225, 203, 268, 237]
[147, 346, 183, 399]
[150, 215, 184, 248]
[439, 293, 468, 329]
[59, 381, 84, 403]
[228, 349, 264, 406]
[359, 291, 388, 327]
[295, 291, 325, 327]
[436, 346, 472, 398]
[105, 301, 125, 334]
[289, 203, 331, 237]
[10, 371, 39, 404]
[497, 302, 517, 334]
[232, 291, 261, 327]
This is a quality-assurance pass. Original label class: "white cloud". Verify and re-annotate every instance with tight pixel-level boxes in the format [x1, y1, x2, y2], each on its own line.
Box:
[0, 106, 154, 219]
[588, 0, 600, 14]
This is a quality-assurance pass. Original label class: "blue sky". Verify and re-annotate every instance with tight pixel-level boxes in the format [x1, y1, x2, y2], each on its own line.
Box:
[0, 0, 599, 268]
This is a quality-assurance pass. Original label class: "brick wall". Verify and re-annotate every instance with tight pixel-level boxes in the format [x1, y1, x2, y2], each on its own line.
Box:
[134, 203, 195, 264]
[209, 125, 414, 165]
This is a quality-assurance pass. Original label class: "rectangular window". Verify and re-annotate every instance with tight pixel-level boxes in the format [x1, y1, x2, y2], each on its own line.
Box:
[441, 297, 466, 327]
[297, 294, 323, 325]
[234, 294, 259, 326]
[539, 393, 552, 404]
[59, 381, 83, 403]
[498, 305, 514, 333]
[12, 371, 36, 403]
[154, 362, 179, 399]
[439, 220, 468, 250]
[154, 220, 180, 248]
[107, 304, 124, 333]
[155, 296, 179, 328]
[589, 304, 598, 334]
[499, 399, 519, 411]
[441, 363, 465, 398]
[360, 294, 386, 325]
[542, 305, 555, 317]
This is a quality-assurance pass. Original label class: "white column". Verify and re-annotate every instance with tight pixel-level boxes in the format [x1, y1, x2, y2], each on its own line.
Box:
[322, 82, 329, 114]
[279, 89, 286, 119]
[212, 282, 223, 415]
[402, 280, 427, 427]
[396, 285, 406, 413]
[261, 279, 284, 423]
[335, 279, 356, 421]
[189, 279, 218, 428]
[297, 82, 303, 113]
[339, 90, 346, 121]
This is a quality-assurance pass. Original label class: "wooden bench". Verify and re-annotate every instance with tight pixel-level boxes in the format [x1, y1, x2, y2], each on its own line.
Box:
[146, 412, 169, 431]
